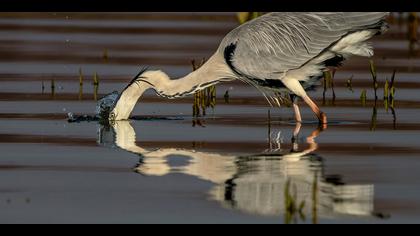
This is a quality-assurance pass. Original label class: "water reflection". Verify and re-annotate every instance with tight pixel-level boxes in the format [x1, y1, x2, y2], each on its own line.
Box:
[97, 121, 385, 223]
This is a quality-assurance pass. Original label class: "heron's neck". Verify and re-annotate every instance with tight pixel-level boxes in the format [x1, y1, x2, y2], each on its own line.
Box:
[156, 54, 234, 98]
[111, 53, 234, 120]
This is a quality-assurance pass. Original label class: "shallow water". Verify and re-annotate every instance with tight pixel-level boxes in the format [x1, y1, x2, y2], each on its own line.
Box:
[1, 12, 420, 224]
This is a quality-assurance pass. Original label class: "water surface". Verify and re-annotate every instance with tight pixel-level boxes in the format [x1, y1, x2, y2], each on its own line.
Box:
[1, 12, 420, 224]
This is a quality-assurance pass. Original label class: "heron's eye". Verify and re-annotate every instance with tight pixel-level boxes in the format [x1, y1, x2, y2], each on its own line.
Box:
[109, 112, 116, 123]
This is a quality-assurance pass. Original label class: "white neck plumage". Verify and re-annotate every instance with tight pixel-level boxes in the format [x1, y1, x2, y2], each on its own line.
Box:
[110, 52, 235, 121]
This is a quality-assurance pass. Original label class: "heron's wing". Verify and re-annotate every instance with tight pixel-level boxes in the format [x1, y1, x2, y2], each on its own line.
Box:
[225, 12, 388, 81]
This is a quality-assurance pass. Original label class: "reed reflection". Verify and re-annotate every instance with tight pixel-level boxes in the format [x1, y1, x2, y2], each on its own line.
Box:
[97, 121, 385, 223]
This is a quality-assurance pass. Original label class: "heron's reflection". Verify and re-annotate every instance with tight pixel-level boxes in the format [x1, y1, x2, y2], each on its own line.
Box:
[98, 121, 383, 223]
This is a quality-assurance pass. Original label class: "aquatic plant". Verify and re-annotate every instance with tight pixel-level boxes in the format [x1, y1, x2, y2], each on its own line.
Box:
[408, 12, 418, 56]
[94, 85, 99, 101]
[391, 107, 397, 130]
[224, 90, 230, 104]
[384, 79, 389, 100]
[93, 72, 99, 86]
[370, 105, 378, 131]
[322, 70, 336, 105]
[389, 70, 396, 106]
[407, 12, 418, 42]
[191, 58, 216, 118]
[360, 89, 367, 106]
[381, 70, 397, 128]
[398, 12, 404, 28]
[346, 75, 354, 93]
[284, 179, 306, 224]
[389, 70, 397, 129]
[103, 49, 109, 62]
[78, 85, 83, 101]
[79, 67, 84, 86]
[93, 72, 99, 101]
[312, 172, 318, 224]
[384, 79, 389, 112]
[388, 12, 396, 25]
[369, 60, 379, 131]
[366, 62, 397, 131]
[77, 68, 84, 100]
[237, 12, 263, 24]
[369, 60, 378, 100]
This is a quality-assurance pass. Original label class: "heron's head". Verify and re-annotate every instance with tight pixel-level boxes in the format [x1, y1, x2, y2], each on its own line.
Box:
[109, 69, 171, 121]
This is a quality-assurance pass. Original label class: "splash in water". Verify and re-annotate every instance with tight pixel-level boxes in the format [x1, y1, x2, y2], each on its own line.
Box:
[67, 91, 183, 123]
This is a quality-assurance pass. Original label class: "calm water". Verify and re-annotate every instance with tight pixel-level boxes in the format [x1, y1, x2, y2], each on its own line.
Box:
[1, 12, 420, 224]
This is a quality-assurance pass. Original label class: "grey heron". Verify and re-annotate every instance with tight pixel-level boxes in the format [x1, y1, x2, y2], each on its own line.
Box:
[108, 12, 389, 123]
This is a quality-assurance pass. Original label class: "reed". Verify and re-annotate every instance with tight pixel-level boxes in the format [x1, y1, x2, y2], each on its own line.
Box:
[191, 58, 216, 117]
[384, 79, 389, 100]
[389, 70, 397, 129]
[78, 85, 83, 101]
[369, 61, 378, 131]
[384, 79, 389, 112]
[93, 85, 99, 101]
[370, 106, 377, 131]
[407, 12, 418, 42]
[93, 72, 99, 86]
[369, 60, 378, 100]
[92, 72, 99, 101]
[224, 90, 230, 104]
[312, 172, 318, 224]
[360, 89, 367, 106]
[383, 70, 397, 112]
[79, 67, 84, 86]
[346, 75, 354, 93]
[237, 12, 262, 24]
[390, 70, 396, 105]
[322, 70, 336, 105]
[103, 49, 109, 62]
[408, 12, 418, 56]
[284, 179, 306, 224]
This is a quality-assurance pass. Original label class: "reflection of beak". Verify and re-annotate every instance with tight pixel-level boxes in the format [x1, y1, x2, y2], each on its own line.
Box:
[110, 121, 237, 182]
[112, 121, 147, 154]
[111, 121, 172, 176]
[134, 157, 171, 176]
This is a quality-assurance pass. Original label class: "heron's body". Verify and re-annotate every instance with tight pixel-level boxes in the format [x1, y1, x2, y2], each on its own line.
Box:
[109, 12, 389, 123]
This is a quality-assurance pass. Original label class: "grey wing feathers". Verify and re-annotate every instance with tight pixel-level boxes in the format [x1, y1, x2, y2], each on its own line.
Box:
[223, 12, 389, 81]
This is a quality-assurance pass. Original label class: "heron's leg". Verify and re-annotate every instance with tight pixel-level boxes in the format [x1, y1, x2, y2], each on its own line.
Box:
[282, 77, 327, 125]
[290, 95, 302, 123]
[302, 95, 328, 126]
[306, 125, 326, 153]
[291, 122, 302, 152]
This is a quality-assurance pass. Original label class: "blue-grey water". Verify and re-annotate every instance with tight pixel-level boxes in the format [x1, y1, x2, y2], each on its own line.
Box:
[1, 12, 420, 224]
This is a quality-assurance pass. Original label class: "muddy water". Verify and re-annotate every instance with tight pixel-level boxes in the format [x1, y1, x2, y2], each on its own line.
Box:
[1, 12, 420, 224]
